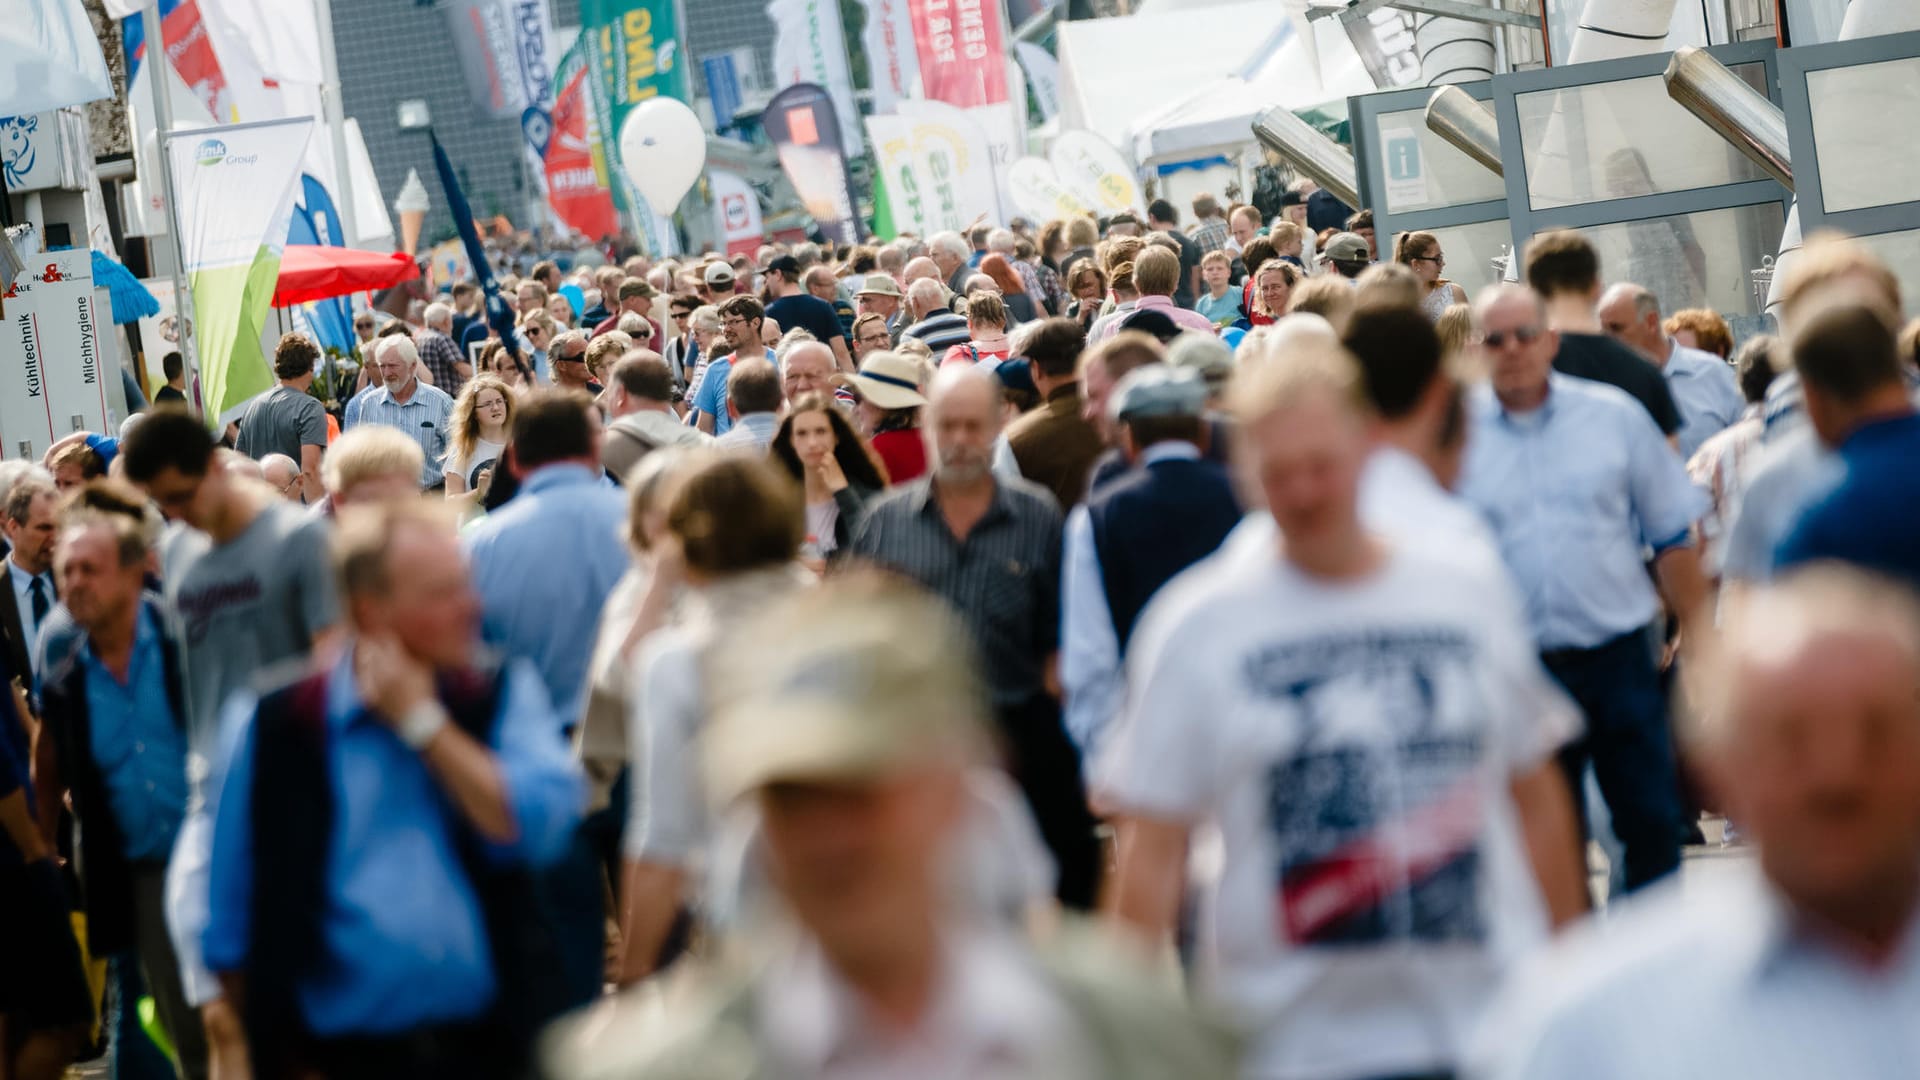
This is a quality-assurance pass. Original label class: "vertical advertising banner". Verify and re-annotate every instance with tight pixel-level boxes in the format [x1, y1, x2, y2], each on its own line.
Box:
[762, 84, 861, 246]
[167, 118, 313, 425]
[444, 0, 523, 118]
[546, 40, 621, 242]
[896, 99, 1002, 225]
[905, 0, 1007, 107]
[0, 252, 110, 460]
[709, 169, 765, 256]
[860, 0, 922, 114]
[768, 0, 862, 156]
[580, 0, 688, 252]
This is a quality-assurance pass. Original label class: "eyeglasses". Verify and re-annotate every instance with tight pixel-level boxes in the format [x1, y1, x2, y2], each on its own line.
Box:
[1474, 326, 1544, 349]
[858, 333, 891, 347]
[1411, 254, 1445, 267]
[724, 316, 752, 329]
[478, 396, 507, 411]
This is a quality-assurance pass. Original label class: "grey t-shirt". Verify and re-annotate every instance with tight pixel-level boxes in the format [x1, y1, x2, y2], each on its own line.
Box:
[162, 502, 339, 754]
[235, 384, 328, 463]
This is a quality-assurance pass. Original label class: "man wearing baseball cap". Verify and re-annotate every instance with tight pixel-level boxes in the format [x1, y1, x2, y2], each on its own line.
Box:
[592, 278, 662, 350]
[701, 260, 737, 302]
[1061, 365, 1240, 758]
[854, 274, 907, 344]
[541, 574, 1240, 1078]
[763, 254, 854, 373]
[1323, 231, 1372, 281]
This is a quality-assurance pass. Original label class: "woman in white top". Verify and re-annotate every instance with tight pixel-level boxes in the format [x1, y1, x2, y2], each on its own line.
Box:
[618, 453, 813, 986]
[444, 374, 514, 499]
[1397, 230, 1470, 322]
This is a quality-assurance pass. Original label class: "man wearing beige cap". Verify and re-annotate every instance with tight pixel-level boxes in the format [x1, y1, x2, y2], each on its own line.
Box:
[543, 573, 1240, 1079]
[855, 273, 907, 344]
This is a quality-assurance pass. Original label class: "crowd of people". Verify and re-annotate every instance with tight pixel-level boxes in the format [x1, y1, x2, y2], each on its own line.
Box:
[3, 183, 1920, 1080]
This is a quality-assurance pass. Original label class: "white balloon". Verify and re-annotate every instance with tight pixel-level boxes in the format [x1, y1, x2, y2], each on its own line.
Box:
[618, 98, 708, 212]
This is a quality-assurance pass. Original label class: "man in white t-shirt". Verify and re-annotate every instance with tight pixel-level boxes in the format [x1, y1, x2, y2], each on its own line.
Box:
[1098, 344, 1587, 1080]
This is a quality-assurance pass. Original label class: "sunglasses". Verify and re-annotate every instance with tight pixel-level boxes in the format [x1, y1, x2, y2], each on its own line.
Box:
[1475, 326, 1544, 349]
[555, 351, 587, 364]
[1410, 254, 1445, 266]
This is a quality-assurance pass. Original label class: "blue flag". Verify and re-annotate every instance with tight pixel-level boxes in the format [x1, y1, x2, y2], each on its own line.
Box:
[430, 132, 526, 376]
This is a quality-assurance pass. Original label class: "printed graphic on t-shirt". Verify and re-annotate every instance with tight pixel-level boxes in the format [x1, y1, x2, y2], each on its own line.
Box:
[1247, 627, 1489, 947]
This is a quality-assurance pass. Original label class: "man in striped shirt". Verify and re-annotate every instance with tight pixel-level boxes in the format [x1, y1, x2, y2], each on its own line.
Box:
[901, 279, 971, 355]
[346, 336, 454, 489]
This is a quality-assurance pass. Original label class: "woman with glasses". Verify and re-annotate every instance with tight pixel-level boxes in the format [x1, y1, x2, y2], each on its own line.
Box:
[518, 309, 555, 383]
[768, 392, 889, 564]
[444, 374, 515, 500]
[1396, 231, 1469, 322]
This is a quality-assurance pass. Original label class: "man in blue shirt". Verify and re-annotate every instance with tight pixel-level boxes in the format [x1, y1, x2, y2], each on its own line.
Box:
[1460, 284, 1709, 892]
[1774, 300, 1920, 587]
[1599, 283, 1745, 458]
[343, 335, 454, 489]
[463, 390, 628, 1010]
[762, 255, 853, 371]
[35, 485, 206, 1079]
[692, 295, 776, 437]
[202, 500, 582, 1077]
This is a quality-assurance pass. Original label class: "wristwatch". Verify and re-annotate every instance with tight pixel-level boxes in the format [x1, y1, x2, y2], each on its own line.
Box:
[397, 700, 450, 751]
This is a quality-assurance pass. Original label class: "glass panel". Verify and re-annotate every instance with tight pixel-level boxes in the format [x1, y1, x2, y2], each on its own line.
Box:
[1515, 65, 1772, 211]
[1806, 58, 1920, 214]
[1396, 219, 1512, 302]
[1373, 106, 1507, 214]
[1561, 202, 1786, 316]
[1854, 230, 1920, 319]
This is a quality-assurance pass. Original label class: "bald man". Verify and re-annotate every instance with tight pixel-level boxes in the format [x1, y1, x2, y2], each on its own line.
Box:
[259, 453, 303, 501]
[780, 340, 837, 401]
[1598, 282, 1744, 457]
[851, 365, 1100, 910]
[1482, 566, 1920, 1079]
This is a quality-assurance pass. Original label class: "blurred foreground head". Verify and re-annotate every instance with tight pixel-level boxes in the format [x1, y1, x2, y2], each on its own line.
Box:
[1694, 567, 1920, 955]
[704, 572, 990, 961]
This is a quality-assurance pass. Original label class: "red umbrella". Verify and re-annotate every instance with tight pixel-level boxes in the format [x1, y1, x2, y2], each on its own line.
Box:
[272, 245, 420, 307]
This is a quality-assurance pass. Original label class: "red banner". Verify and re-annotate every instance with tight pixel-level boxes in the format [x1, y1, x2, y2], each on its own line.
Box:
[544, 66, 620, 242]
[906, 0, 1007, 108]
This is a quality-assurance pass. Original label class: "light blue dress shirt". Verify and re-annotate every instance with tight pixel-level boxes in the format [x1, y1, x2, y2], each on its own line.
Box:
[463, 464, 629, 728]
[1459, 375, 1706, 651]
[82, 604, 187, 864]
[1474, 866, 1920, 1080]
[7, 558, 54, 676]
[1662, 342, 1746, 459]
[716, 411, 779, 452]
[1060, 442, 1203, 757]
[343, 380, 455, 488]
[201, 653, 582, 1036]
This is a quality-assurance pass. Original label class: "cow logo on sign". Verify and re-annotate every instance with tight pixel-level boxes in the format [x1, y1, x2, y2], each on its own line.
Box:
[0, 115, 39, 187]
[722, 193, 751, 231]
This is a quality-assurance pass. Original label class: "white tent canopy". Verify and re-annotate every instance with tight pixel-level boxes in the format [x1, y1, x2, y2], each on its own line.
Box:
[1057, 1, 1376, 168]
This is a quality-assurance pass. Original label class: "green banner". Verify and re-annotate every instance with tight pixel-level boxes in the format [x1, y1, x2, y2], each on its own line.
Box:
[189, 248, 279, 422]
[579, 0, 689, 251]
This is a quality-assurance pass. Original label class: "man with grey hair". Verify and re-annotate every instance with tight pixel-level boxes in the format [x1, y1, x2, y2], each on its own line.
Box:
[853, 365, 1099, 910]
[0, 460, 52, 564]
[780, 339, 837, 401]
[1480, 566, 1920, 1079]
[903, 277, 971, 355]
[928, 230, 972, 295]
[345, 335, 455, 489]
[1598, 282, 1744, 458]
[417, 300, 471, 395]
[790, 241, 821, 272]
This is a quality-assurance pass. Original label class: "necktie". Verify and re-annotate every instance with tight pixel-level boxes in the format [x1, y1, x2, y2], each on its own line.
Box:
[28, 575, 48, 626]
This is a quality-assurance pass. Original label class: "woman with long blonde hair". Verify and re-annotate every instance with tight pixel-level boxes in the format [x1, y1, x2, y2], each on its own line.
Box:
[444, 374, 515, 498]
